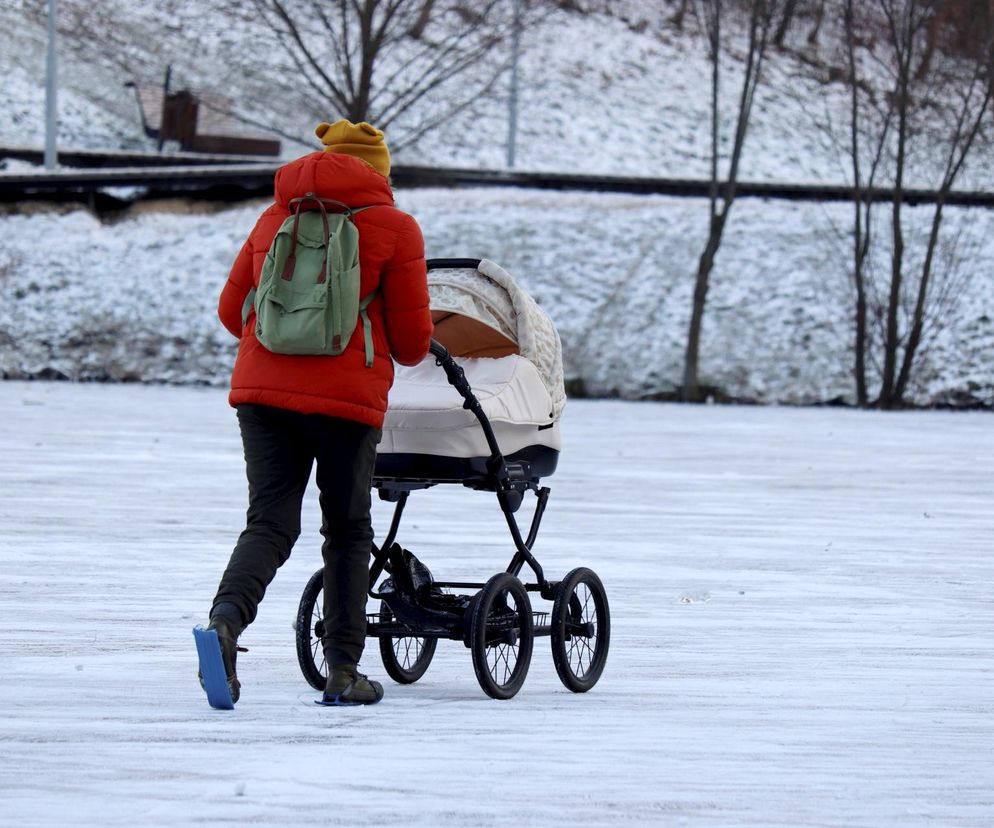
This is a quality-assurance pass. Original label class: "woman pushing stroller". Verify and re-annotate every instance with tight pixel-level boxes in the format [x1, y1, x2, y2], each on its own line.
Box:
[195, 119, 433, 708]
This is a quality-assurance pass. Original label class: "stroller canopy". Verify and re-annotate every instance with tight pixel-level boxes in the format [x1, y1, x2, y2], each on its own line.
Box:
[428, 260, 566, 420]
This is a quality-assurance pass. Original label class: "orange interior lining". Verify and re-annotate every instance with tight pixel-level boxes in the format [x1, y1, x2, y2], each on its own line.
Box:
[431, 310, 519, 358]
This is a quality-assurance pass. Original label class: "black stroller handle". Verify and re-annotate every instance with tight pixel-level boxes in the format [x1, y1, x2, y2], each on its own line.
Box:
[426, 258, 482, 271]
[428, 338, 449, 360]
[428, 337, 529, 497]
[429, 339, 480, 415]
[426, 336, 544, 580]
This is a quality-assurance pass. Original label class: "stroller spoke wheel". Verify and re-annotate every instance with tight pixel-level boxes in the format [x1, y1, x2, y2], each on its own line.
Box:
[378, 602, 436, 684]
[295, 568, 329, 691]
[470, 573, 534, 700]
[551, 567, 610, 693]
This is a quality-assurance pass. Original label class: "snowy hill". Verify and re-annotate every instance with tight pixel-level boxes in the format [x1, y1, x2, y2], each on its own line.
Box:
[1, 189, 992, 407]
[1, 2, 993, 406]
[5, 1, 991, 187]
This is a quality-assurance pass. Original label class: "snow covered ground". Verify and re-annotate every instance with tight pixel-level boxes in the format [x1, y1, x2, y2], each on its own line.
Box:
[1, 380, 992, 826]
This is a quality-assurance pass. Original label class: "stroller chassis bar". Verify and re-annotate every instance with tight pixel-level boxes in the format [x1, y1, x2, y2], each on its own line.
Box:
[367, 336, 554, 603]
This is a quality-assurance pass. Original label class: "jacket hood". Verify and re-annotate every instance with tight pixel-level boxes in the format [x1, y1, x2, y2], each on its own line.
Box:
[273, 151, 394, 209]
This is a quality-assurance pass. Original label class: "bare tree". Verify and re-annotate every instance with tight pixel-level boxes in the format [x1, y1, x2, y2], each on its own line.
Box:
[773, 0, 801, 45]
[843, 0, 886, 404]
[243, 0, 522, 151]
[842, 0, 994, 407]
[29, 0, 529, 153]
[805, 0, 827, 45]
[773, 0, 826, 47]
[681, 0, 780, 402]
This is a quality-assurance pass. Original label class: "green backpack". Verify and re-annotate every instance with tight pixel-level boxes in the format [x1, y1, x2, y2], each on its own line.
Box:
[242, 193, 377, 366]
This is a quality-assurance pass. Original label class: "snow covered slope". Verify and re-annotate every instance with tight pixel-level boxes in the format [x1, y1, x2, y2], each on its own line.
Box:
[3, 2, 992, 188]
[2, 4, 992, 405]
[1, 189, 992, 406]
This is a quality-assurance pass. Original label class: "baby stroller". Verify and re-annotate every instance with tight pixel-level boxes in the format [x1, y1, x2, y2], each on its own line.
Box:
[294, 258, 609, 699]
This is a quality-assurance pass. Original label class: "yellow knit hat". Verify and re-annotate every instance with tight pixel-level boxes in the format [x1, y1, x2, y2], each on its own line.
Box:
[314, 119, 391, 177]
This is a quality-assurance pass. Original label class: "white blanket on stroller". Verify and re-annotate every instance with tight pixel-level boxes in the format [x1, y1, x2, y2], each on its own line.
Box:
[380, 355, 561, 458]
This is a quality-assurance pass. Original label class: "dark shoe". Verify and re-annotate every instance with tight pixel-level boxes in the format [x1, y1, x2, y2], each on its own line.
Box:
[320, 664, 384, 706]
[199, 615, 243, 704]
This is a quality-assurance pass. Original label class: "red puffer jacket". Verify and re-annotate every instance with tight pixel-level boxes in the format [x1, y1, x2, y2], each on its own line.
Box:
[217, 151, 433, 428]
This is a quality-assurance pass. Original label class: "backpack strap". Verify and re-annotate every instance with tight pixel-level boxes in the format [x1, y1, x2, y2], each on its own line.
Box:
[328, 203, 376, 366]
[241, 287, 257, 328]
[358, 290, 377, 368]
[288, 196, 376, 221]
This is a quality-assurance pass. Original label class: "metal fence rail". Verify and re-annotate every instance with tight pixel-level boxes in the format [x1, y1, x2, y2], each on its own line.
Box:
[3, 146, 994, 208]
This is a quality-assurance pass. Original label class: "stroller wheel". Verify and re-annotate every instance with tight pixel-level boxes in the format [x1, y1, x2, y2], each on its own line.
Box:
[551, 567, 610, 692]
[378, 602, 437, 684]
[470, 573, 534, 700]
[295, 568, 328, 691]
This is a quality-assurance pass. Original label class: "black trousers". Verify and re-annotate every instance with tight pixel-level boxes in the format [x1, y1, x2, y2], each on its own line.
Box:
[213, 403, 381, 667]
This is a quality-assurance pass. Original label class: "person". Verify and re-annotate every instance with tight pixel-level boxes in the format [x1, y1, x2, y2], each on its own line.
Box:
[204, 119, 433, 706]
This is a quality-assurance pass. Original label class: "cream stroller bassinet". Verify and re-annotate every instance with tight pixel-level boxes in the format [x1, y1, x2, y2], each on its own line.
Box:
[295, 259, 609, 700]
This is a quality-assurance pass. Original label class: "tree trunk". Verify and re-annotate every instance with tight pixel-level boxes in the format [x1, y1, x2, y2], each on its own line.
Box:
[879, 136, 906, 408]
[893, 201, 944, 402]
[879, 8, 914, 409]
[845, 0, 868, 405]
[682, 0, 721, 402]
[350, 0, 378, 122]
[853, 227, 869, 405]
[806, 0, 826, 45]
[774, 0, 800, 46]
[409, 0, 435, 38]
[681, 0, 770, 402]
[683, 212, 728, 401]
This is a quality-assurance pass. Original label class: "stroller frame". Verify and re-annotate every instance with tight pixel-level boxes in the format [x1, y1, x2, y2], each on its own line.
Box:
[295, 259, 609, 699]
[369, 337, 554, 601]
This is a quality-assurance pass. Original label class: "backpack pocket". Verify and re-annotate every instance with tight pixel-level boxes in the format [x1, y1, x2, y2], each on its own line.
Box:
[255, 281, 330, 355]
